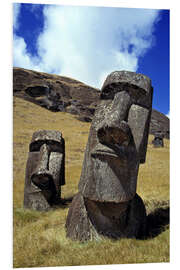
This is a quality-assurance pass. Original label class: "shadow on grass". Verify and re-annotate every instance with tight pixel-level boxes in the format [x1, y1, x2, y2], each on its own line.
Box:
[145, 206, 169, 238]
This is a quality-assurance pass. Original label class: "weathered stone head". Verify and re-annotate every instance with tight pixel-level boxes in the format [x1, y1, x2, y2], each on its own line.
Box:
[79, 70, 153, 203]
[24, 130, 65, 211]
[66, 71, 153, 241]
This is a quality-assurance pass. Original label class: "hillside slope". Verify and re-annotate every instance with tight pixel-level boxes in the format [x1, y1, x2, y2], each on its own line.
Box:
[13, 96, 169, 267]
[13, 67, 169, 138]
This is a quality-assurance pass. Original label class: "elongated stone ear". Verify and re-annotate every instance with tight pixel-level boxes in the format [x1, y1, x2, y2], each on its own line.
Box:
[128, 105, 152, 163]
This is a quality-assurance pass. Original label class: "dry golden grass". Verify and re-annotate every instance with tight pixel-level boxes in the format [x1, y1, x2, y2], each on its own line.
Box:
[13, 96, 169, 268]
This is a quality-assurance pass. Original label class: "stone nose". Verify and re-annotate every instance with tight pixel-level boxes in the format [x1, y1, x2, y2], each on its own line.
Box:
[97, 120, 132, 146]
[37, 143, 50, 169]
[31, 144, 53, 189]
[97, 91, 132, 146]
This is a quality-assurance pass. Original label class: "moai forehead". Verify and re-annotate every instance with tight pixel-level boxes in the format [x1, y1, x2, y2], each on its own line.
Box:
[30, 130, 64, 153]
[30, 130, 63, 144]
[101, 70, 153, 109]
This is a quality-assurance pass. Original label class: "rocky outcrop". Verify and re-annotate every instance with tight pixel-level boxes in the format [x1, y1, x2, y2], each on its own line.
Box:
[150, 110, 169, 139]
[13, 67, 99, 120]
[13, 67, 169, 138]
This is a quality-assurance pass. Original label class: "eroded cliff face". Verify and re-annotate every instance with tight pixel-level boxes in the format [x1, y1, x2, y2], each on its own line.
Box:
[13, 67, 169, 138]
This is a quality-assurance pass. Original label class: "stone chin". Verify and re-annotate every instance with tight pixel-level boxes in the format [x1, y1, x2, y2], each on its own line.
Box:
[89, 144, 139, 203]
[78, 140, 139, 204]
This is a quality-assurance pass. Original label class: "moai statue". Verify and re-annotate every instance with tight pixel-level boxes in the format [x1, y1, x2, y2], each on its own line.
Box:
[152, 131, 164, 147]
[24, 130, 65, 211]
[66, 71, 153, 241]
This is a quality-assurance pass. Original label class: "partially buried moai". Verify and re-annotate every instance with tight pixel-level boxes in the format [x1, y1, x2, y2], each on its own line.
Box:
[24, 130, 65, 211]
[152, 131, 164, 147]
[66, 71, 153, 241]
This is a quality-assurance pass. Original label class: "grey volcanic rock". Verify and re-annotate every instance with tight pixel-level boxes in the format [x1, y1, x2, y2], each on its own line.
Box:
[150, 110, 169, 139]
[152, 131, 164, 147]
[13, 67, 99, 117]
[66, 71, 153, 241]
[13, 67, 169, 138]
[24, 130, 65, 211]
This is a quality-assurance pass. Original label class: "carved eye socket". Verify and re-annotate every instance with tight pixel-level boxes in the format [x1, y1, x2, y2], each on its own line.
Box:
[30, 140, 44, 152]
[101, 84, 123, 99]
[127, 85, 146, 101]
[47, 140, 63, 152]
[30, 140, 63, 152]
[101, 83, 146, 101]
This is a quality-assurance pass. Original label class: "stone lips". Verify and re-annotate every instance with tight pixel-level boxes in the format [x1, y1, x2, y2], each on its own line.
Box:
[13, 67, 169, 138]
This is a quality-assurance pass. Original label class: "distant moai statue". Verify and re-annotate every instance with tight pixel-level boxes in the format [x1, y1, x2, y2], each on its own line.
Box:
[66, 71, 153, 241]
[152, 131, 164, 147]
[24, 130, 65, 211]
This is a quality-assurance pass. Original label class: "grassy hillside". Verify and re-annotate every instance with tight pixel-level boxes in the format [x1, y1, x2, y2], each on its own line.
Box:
[13, 96, 169, 268]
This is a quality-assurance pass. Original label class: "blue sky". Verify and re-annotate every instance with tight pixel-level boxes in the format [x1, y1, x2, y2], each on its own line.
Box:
[13, 3, 169, 116]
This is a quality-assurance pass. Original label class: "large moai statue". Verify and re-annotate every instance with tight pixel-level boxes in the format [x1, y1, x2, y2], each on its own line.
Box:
[24, 130, 65, 211]
[66, 71, 153, 241]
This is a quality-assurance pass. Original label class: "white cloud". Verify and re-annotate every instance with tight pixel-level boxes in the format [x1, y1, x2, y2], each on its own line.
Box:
[13, 3, 21, 31]
[13, 4, 160, 88]
[166, 111, 170, 118]
[13, 34, 41, 71]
